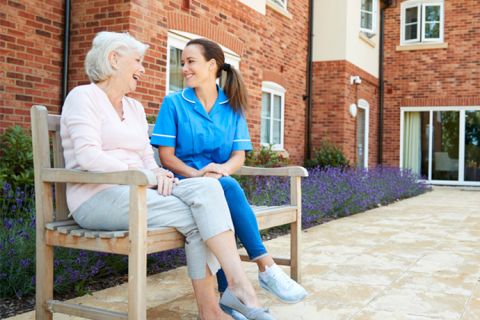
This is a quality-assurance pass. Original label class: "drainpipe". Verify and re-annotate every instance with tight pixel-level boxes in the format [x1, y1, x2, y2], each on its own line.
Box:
[378, 0, 393, 164]
[61, 0, 71, 111]
[304, 0, 314, 161]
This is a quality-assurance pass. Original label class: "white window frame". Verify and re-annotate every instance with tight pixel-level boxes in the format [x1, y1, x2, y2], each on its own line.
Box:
[166, 30, 241, 94]
[400, 0, 444, 45]
[400, 106, 480, 187]
[268, 0, 287, 11]
[261, 81, 285, 151]
[360, 0, 378, 35]
[357, 99, 370, 169]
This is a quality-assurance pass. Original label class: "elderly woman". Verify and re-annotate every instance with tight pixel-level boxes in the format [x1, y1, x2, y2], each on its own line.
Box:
[60, 31, 274, 320]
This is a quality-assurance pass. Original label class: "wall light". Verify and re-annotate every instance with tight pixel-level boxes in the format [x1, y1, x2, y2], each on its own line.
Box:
[349, 103, 358, 118]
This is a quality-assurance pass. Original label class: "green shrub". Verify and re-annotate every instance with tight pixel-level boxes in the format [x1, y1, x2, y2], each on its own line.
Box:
[245, 145, 289, 168]
[146, 115, 157, 124]
[304, 141, 349, 168]
[0, 126, 34, 189]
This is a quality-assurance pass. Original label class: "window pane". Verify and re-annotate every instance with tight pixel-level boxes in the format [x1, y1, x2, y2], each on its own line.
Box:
[464, 110, 480, 182]
[361, 0, 373, 12]
[261, 93, 271, 118]
[425, 5, 440, 22]
[169, 47, 185, 92]
[273, 95, 281, 119]
[424, 22, 440, 39]
[432, 111, 459, 181]
[403, 112, 429, 177]
[361, 12, 373, 30]
[261, 118, 270, 144]
[270, 0, 286, 9]
[405, 25, 418, 40]
[273, 120, 281, 145]
[405, 7, 418, 24]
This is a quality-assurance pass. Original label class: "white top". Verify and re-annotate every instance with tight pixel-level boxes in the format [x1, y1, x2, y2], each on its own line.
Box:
[60, 83, 159, 212]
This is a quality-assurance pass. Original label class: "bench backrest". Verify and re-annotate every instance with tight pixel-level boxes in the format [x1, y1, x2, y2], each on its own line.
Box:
[31, 106, 68, 221]
[31, 105, 159, 222]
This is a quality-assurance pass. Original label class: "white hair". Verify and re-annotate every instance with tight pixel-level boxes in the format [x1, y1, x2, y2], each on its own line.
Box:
[84, 31, 149, 83]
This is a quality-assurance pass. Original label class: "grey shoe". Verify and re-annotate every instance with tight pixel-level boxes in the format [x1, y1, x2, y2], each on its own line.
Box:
[219, 288, 276, 320]
[220, 303, 249, 320]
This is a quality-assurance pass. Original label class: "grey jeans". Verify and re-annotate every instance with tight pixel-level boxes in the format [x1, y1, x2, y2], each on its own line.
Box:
[72, 177, 234, 279]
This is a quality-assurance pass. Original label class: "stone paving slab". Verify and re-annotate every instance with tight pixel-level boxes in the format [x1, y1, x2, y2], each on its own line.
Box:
[7, 187, 480, 319]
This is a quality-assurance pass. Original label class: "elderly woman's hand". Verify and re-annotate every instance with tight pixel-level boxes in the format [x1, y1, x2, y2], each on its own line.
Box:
[152, 167, 178, 196]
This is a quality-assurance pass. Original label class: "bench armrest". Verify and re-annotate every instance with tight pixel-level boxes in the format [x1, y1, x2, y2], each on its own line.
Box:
[235, 166, 308, 177]
[41, 168, 157, 186]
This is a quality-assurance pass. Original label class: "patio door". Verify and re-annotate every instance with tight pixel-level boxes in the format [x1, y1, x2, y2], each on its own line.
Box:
[401, 107, 480, 185]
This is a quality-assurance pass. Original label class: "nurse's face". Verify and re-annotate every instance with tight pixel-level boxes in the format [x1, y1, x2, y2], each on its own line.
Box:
[181, 44, 216, 88]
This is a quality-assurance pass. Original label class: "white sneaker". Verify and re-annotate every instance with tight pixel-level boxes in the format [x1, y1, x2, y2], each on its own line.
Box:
[258, 264, 308, 303]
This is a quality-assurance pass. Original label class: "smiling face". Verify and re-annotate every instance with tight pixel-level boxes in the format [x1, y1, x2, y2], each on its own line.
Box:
[111, 49, 145, 94]
[181, 44, 217, 88]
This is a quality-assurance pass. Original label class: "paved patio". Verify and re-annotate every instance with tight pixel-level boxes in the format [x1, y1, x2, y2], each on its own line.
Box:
[8, 187, 480, 320]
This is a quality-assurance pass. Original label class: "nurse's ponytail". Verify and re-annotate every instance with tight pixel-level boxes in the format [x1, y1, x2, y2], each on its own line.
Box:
[186, 38, 249, 114]
[222, 63, 248, 115]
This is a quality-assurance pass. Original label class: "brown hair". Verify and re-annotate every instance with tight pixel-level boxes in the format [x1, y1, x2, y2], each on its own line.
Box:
[186, 38, 248, 114]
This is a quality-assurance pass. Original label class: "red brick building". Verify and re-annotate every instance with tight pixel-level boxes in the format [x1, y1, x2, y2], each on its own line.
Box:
[383, 0, 480, 185]
[1, 0, 309, 163]
[1, 0, 479, 185]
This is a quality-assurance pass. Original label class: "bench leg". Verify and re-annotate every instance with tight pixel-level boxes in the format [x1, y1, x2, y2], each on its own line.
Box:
[290, 221, 301, 282]
[36, 241, 54, 319]
[128, 186, 147, 320]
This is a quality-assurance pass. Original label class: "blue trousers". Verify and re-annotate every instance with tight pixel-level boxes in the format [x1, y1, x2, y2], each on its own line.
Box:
[216, 176, 267, 292]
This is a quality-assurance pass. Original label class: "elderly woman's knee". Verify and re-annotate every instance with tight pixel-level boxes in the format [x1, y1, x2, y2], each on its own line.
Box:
[195, 176, 224, 193]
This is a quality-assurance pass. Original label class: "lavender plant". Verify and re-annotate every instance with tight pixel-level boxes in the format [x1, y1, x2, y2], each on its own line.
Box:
[241, 166, 430, 228]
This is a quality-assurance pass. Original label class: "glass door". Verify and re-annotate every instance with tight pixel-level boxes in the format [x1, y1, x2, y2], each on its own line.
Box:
[465, 110, 480, 182]
[402, 108, 480, 185]
[432, 111, 459, 181]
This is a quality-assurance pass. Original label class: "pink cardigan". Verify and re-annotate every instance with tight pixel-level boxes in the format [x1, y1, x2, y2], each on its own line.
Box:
[60, 83, 159, 213]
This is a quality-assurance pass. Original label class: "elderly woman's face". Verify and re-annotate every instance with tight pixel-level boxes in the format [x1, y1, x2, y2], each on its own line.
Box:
[113, 50, 145, 94]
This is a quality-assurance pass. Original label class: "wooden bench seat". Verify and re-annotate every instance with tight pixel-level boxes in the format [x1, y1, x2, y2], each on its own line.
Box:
[32, 105, 308, 320]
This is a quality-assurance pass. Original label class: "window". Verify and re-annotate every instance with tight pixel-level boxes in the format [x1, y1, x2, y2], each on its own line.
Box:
[356, 99, 370, 169]
[360, 0, 378, 35]
[261, 82, 285, 150]
[401, 0, 444, 45]
[269, 0, 287, 11]
[167, 31, 240, 94]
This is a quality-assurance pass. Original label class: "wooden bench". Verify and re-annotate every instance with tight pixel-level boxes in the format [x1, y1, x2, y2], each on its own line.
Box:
[31, 105, 308, 320]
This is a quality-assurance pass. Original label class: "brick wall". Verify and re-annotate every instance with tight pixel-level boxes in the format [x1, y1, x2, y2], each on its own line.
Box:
[312, 60, 379, 167]
[382, 0, 480, 166]
[1, 0, 64, 130]
[1, 0, 309, 163]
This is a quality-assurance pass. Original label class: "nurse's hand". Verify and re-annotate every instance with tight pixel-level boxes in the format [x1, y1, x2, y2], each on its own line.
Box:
[203, 172, 222, 179]
[200, 163, 229, 177]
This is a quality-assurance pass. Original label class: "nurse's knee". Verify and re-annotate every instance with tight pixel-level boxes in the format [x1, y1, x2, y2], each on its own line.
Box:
[219, 176, 244, 195]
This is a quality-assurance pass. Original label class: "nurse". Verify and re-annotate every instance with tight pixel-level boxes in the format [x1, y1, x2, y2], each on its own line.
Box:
[151, 38, 307, 310]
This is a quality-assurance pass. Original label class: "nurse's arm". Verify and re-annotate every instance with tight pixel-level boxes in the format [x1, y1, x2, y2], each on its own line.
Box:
[158, 146, 202, 178]
[221, 151, 245, 175]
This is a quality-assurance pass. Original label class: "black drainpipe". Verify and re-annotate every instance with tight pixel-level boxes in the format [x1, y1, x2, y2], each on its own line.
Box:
[378, 0, 392, 164]
[61, 0, 71, 111]
[304, 0, 314, 161]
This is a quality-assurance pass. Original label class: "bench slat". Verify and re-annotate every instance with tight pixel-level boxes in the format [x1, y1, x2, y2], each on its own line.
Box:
[45, 220, 78, 230]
